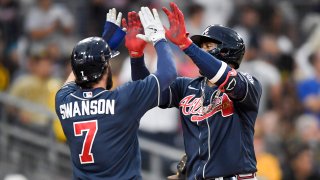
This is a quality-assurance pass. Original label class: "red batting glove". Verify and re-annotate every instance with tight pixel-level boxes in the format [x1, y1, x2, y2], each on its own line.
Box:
[122, 11, 147, 58]
[162, 2, 192, 50]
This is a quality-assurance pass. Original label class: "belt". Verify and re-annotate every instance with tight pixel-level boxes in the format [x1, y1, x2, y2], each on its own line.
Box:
[206, 176, 235, 180]
[207, 173, 256, 180]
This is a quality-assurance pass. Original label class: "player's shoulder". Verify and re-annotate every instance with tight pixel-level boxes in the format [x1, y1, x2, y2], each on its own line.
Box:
[114, 74, 159, 97]
[238, 71, 262, 96]
[55, 81, 79, 102]
[168, 76, 195, 89]
[175, 76, 197, 85]
[59, 81, 79, 91]
[168, 76, 203, 94]
[238, 71, 260, 86]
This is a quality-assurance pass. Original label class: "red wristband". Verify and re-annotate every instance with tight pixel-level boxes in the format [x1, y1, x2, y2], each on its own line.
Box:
[129, 51, 144, 58]
[179, 37, 193, 50]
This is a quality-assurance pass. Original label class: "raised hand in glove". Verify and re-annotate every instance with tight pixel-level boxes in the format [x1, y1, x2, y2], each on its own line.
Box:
[106, 8, 122, 27]
[162, 2, 192, 50]
[102, 8, 125, 50]
[122, 11, 147, 58]
[136, 7, 166, 45]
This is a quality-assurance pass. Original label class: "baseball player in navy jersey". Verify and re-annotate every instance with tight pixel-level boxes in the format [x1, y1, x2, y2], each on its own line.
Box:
[128, 3, 262, 180]
[55, 7, 177, 180]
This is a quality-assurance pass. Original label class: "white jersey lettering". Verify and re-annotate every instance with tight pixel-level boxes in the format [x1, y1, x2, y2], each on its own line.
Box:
[59, 99, 115, 119]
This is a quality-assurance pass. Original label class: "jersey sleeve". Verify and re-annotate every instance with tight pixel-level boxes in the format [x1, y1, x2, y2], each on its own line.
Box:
[55, 82, 79, 108]
[218, 70, 262, 110]
[116, 74, 161, 112]
[159, 77, 191, 108]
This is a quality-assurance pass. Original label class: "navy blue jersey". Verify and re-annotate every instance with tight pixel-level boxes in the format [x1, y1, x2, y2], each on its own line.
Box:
[55, 75, 161, 180]
[160, 72, 262, 179]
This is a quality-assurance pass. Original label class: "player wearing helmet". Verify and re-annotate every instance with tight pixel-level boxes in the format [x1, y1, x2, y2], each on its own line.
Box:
[55, 7, 177, 180]
[128, 3, 262, 180]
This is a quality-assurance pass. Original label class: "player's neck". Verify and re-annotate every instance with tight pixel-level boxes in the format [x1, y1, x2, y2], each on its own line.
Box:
[92, 84, 106, 89]
[92, 79, 107, 89]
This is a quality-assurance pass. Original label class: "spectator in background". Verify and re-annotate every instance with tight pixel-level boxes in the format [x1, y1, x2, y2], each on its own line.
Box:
[294, 114, 320, 169]
[294, 14, 320, 80]
[295, 114, 320, 146]
[184, 3, 205, 36]
[0, 59, 9, 91]
[0, 31, 10, 91]
[0, 0, 21, 78]
[297, 50, 320, 121]
[232, 4, 261, 47]
[194, 0, 234, 26]
[262, 4, 294, 54]
[254, 119, 282, 180]
[8, 52, 62, 130]
[0, 0, 21, 47]
[283, 143, 320, 180]
[88, 0, 131, 36]
[257, 111, 285, 160]
[25, 0, 75, 57]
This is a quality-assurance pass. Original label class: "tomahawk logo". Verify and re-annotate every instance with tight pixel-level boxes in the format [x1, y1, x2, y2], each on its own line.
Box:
[179, 94, 234, 122]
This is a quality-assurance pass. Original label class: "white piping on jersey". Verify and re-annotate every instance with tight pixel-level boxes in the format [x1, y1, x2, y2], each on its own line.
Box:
[70, 93, 87, 101]
[93, 90, 108, 98]
[209, 61, 227, 84]
[198, 122, 201, 156]
[63, 81, 76, 87]
[168, 86, 172, 107]
[61, 81, 76, 89]
[239, 73, 249, 103]
[150, 74, 161, 106]
[198, 91, 215, 179]
[194, 166, 200, 180]
[202, 118, 211, 179]
[195, 121, 201, 180]
[70, 90, 108, 101]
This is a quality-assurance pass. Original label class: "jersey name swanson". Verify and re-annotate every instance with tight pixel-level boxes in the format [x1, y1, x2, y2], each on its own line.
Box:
[59, 99, 115, 119]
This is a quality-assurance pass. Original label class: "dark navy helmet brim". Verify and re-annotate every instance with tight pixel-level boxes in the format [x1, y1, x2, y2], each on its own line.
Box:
[190, 35, 221, 47]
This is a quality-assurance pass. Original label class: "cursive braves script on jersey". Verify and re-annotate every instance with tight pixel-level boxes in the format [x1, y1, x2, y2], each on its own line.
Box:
[179, 94, 234, 122]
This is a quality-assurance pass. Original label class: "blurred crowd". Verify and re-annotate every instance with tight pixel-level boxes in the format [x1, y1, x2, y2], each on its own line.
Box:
[1, 0, 320, 179]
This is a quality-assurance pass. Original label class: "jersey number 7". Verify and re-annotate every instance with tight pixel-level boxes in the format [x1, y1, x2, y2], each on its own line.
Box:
[73, 120, 98, 164]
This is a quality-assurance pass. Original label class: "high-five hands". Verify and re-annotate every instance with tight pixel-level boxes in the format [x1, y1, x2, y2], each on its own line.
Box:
[136, 7, 166, 45]
[122, 11, 147, 58]
[106, 8, 122, 27]
[162, 2, 192, 50]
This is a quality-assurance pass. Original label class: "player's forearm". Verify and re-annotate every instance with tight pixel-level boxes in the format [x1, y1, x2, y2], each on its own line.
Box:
[184, 43, 231, 86]
[130, 56, 150, 81]
[154, 39, 177, 91]
[102, 21, 126, 50]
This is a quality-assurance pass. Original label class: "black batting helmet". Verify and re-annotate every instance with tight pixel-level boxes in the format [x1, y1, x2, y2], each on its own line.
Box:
[71, 37, 119, 84]
[191, 25, 245, 69]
